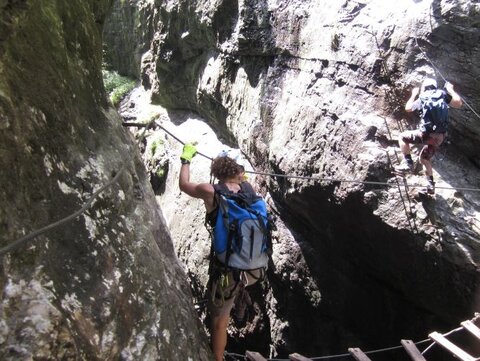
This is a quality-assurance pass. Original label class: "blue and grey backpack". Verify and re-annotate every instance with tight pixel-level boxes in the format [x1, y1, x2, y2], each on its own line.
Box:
[419, 89, 449, 133]
[208, 182, 271, 270]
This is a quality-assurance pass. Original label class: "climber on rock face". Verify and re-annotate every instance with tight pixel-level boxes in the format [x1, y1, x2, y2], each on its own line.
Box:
[395, 77, 463, 194]
[178, 143, 271, 361]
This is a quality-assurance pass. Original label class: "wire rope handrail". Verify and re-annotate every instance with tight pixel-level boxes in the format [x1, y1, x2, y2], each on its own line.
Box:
[0, 120, 154, 257]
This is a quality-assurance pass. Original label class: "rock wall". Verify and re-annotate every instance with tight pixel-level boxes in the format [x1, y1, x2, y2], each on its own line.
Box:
[0, 1, 211, 360]
[106, 0, 480, 359]
[103, 0, 155, 78]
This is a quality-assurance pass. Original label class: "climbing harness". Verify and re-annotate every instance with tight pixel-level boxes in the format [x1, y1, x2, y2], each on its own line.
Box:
[209, 263, 263, 309]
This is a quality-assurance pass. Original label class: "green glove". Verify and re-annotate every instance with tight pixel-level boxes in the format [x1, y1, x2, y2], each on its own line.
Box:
[180, 143, 197, 163]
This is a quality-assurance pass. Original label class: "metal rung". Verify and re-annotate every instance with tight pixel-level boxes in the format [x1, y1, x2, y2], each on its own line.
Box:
[246, 351, 267, 361]
[429, 332, 479, 361]
[348, 348, 372, 361]
[401, 339, 427, 361]
[289, 353, 313, 361]
[462, 321, 480, 341]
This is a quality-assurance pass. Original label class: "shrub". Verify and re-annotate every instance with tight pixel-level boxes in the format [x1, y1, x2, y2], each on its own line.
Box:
[151, 139, 164, 156]
[102, 70, 136, 106]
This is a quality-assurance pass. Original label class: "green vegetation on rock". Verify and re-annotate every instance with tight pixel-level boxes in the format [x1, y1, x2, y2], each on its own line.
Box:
[156, 168, 165, 178]
[102, 69, 136, 106]
[150, 139, 164, 156]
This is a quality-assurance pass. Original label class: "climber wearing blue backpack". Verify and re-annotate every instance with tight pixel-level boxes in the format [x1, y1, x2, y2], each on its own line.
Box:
[395, 78, 462, 194]
[178, 143, 272, 361]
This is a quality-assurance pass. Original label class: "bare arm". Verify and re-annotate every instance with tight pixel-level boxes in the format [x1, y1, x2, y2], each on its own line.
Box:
[179, 163, 215, 211]
[445, 82, 463, 108]
[405, 87, 420, 112]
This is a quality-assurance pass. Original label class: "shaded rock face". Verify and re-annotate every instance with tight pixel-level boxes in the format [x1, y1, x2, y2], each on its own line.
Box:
[0, 1, 211, 360]
[106, 0, 480, 359]
[103, 0, 155, 78]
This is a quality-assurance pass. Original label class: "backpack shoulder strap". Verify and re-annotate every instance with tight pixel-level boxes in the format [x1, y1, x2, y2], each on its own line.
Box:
[213, 183, 231, 195]
[215, 182, 255, 195]
[433, 89, 442, 95]
[212, 184, 231, 234]
[239, 181, 256, 195]
[212, 183, 230, 212]
[422, 89, 445, 101]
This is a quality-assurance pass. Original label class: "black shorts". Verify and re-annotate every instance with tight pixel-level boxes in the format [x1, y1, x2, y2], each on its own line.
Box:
[400, 130, 445, 160]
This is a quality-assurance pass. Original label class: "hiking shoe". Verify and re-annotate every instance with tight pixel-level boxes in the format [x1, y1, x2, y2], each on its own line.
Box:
[418, 182, 435, 196]
[394, 161, 414, 174]
[426, 182, 435, 195]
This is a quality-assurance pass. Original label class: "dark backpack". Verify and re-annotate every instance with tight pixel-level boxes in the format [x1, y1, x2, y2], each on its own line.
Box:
[209, 182, 271, 270]
[419, 89, 449, 133]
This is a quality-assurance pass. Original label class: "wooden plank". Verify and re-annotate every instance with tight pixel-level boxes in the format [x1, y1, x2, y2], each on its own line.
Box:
[462, 320, 480, 341]
[245, 350, 267, 361]
[401, 339, 427, 361]
[348, 348, 372, 361]
[289, 353, 313, 361]
[429, 332, 477, 361]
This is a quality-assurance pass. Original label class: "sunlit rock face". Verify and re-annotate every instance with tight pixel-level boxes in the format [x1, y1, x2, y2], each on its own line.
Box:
[0, 1, 212, 360]
[106, 0, 480, 359]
